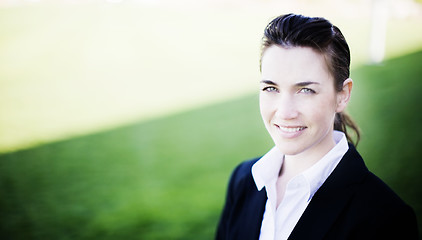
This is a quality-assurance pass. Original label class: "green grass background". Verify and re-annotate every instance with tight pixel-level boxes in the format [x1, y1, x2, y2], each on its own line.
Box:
[1, 1, 422, 239]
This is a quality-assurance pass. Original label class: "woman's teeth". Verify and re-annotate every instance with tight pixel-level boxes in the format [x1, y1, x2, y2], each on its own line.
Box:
[279, 126, 305, 132]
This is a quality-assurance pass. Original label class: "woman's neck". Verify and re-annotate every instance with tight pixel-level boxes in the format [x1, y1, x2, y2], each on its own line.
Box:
[276, 135, 336, 207]
[280, 135, 336, 177]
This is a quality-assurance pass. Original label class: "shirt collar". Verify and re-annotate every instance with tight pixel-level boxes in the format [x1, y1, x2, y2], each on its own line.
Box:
[302, 131, 349, 200]
[251, 131, 349, 195]
[251, 146, 284, 191]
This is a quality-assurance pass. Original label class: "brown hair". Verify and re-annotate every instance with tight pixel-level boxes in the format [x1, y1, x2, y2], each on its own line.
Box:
[261, 14, 360, 145]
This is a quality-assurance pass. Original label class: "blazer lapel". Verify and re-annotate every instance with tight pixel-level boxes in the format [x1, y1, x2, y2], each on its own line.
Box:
[288, 145, 369, 240]
[245, 188, 267, 240]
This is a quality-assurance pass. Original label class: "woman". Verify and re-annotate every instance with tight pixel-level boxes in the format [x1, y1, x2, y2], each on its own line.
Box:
[216, 14, 418, 240]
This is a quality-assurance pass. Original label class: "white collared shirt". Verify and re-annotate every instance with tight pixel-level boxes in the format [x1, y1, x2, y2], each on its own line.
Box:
[251, 131, 349, 240]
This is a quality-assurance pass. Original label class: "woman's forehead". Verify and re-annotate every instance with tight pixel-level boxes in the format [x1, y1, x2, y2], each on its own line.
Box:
[261, 45, 332, 84]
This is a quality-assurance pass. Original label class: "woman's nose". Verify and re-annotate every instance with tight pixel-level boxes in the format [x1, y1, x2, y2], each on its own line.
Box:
[274, 95, 298, 120]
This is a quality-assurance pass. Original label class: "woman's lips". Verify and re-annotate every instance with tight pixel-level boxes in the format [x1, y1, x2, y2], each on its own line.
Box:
[279, 126, 306, 132]
[274, 124, 307, 137]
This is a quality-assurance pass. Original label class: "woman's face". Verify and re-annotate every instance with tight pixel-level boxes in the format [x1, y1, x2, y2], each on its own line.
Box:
[260, 45, 347, 158]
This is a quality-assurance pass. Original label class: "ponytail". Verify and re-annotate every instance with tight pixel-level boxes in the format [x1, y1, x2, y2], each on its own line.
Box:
[334, 112, 360, 146]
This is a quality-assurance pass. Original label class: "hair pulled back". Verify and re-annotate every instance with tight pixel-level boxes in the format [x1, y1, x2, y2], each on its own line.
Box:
[261, 14, 360, 145]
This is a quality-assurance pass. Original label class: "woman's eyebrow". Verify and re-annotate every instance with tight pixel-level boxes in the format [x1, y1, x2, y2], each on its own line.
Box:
[295, 81, 320, 87]
[260, 80, 278, 85]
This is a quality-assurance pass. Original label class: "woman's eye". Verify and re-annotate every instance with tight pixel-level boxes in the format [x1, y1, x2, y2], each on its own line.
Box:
[299, 88, 316, 94]
[262, 86, 278, 92]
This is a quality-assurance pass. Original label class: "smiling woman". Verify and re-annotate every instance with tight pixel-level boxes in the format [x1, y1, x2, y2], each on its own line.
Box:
[216, 14, 419, 240]
[259, 46, 344, 162]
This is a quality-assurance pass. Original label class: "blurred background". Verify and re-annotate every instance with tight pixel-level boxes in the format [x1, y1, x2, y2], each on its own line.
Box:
[0, 0, 421, 239]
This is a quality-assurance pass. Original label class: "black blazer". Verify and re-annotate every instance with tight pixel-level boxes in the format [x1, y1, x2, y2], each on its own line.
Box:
[216, 145, 418, 240]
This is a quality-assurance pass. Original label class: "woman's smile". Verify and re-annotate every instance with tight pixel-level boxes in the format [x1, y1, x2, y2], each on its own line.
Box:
[274, 124, 307, 138]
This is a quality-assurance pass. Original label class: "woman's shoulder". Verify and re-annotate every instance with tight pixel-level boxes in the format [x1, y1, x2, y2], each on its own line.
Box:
[347, 171, 419, 238]
[229, 157, 260, 183]
[233, 158, 260, 175]
[341, 145, 410, 209]
[320, 146, 418, 238]
[330, 145, 416, 221]
[357, 171, 412, 211]
[226, 157, 262, 195]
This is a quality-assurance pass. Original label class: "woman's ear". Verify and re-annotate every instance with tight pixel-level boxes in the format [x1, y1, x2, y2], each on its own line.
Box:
[336, 78, 353, 112]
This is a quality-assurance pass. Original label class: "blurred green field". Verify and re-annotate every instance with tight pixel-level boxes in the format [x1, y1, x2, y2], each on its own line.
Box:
[1, 50, 422, 239]
[0, 88, 269, 239]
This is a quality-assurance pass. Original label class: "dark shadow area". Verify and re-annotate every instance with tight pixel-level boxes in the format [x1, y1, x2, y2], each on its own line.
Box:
[1, 50, 421, 239]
